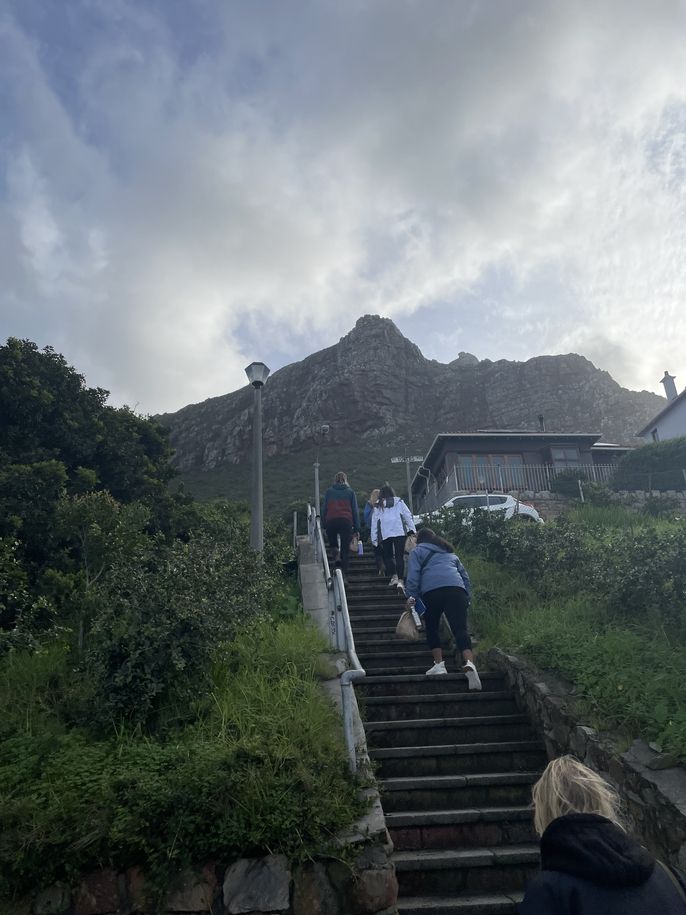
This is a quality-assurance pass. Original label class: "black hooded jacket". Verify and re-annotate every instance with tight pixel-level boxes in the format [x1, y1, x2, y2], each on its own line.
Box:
[519, 813, 686, 915]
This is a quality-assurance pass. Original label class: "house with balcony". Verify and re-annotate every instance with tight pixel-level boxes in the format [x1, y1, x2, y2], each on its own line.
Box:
[637, 372, 686, 444]
[411, 429, 631, 513]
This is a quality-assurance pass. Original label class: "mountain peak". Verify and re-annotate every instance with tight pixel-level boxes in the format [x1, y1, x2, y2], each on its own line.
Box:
[347, 314, 405, 340]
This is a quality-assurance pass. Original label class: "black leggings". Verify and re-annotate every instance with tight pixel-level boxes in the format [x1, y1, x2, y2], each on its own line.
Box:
[423, 586, 472, 652]
[382, 535, 406, 579]
[326, 518, 353, 572]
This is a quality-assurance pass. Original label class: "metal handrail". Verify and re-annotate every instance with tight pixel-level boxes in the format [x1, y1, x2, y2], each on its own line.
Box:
[308, 503, 332, 586]
[333, 567, 367, 772]
[305, 505, 366, 772]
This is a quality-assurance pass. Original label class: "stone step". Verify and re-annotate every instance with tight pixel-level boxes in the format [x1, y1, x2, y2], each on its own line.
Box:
[348, 605, 406, 617]
[350, 612, 416, 628]
[356, 634, 433, 648]
[350, 627, 407, 640]
[393, 844, 540, 896]
[365, 714, 534, 748]
[362, 664, 432, 677]
[370, 740, 547, 778]
[359, 673, 505, 696]
[357, 649, 436, 670]
[387, 805, 536, 851]
[362, 692, 518, 722]
[348, 572, 408, 592]
[379, 771, 538, 813]
[345, 585, 407, 608]
[397, 892, 524, 914]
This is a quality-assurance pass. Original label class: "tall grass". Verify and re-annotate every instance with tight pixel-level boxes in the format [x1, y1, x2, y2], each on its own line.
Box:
[0, 617, 364, 902]
[467, 553, 686, 762]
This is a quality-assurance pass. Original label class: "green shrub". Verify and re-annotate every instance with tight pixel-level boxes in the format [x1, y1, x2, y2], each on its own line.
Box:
[0, 618, 363, 902]
[612, 437, 686, 492]
[641, 494, 681, 518]
[550, 468, 587, 499]
[584, 483, 614, 507]
[468, 557, 686, 763]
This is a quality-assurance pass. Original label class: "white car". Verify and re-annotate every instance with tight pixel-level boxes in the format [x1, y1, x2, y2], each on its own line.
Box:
[443, 493, 543, 523]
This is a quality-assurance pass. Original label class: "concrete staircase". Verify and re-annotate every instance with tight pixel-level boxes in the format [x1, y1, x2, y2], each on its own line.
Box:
[344, 550, 545, 914]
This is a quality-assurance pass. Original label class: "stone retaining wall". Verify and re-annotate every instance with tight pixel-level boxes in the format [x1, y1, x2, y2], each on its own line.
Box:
[513, 489, 686, 521]
[487, 647, 686, 871]
[14, 850, 398, 915]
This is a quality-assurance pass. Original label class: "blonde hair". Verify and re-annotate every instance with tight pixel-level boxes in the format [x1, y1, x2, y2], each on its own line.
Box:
[334, 471, 347, 484]
[532, 756, 624, 837]
[369, 488, 380, 504]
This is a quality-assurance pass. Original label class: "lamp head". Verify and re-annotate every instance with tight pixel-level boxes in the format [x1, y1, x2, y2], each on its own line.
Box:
[245, 361, 270, 387]
[321, 423, 330, 436]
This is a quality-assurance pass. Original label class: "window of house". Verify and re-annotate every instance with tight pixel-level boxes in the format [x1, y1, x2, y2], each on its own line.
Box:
[453, 453, 525, 490]
[651, 429, 660, 442]
[551, 447, 581, 468]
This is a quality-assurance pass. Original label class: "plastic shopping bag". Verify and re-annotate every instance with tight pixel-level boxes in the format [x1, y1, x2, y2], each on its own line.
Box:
[395, 609, 421, 641]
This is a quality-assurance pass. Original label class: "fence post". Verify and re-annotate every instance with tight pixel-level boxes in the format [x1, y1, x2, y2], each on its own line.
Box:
[682, 469, 686, 490]
[578, 479, 585, 503]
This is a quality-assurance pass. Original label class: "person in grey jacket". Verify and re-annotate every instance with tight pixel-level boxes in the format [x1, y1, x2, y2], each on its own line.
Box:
[405, 528, 481, 687]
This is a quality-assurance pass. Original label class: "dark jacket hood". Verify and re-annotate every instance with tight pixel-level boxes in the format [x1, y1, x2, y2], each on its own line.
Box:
[540, 814, 654, 888]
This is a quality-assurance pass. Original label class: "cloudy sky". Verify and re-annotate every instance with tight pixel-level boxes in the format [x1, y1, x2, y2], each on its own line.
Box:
[2, 0, 686, 414]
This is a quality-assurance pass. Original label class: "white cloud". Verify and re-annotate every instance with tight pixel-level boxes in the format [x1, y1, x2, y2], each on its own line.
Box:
[1, 0, 686, 411]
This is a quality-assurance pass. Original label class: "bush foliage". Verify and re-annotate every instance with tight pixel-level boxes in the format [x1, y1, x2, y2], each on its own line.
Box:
[0, 338, 363, 904]
[427, 501, 686, 761]
[612, 436, 686, 492]
[0, 620, 363, 900]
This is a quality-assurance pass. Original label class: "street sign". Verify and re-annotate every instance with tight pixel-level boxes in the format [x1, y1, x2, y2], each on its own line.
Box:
[391, 455, 425, 464]
[409, 455, 424, 463]
[390, 457, 404, 464]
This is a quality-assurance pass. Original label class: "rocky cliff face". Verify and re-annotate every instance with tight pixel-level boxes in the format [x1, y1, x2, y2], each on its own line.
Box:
[158, 315, 664, 472]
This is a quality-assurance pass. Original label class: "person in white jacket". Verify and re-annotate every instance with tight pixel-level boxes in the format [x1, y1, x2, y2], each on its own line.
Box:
[371, 485, 416, 590]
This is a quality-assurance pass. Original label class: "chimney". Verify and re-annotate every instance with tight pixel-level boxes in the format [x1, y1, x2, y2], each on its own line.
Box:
[537, 414, 546, 432]
[660, 371, 678, 402]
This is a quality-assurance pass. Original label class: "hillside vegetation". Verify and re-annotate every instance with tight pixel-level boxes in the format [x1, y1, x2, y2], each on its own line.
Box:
[179, 441, 412, 517]
[0, 339, 362, 906]
[426, 499, 686, 760]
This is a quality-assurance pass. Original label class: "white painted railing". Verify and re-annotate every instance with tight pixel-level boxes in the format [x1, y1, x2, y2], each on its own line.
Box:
[307, 505, 366, 772]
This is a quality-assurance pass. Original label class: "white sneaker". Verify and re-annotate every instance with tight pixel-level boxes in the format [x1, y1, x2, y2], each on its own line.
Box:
[388, 574, 399, 587]
[463, 660, 482, 691]
[426, 661, 447, 676]
[396, 579, 405, 594]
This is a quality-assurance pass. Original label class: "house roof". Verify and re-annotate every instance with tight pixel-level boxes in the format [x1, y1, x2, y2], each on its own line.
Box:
[636, 387, 686, 437]
[412, 431, 602, 489]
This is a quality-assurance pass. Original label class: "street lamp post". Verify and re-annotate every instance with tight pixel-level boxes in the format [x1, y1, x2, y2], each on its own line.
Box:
[313, 423, 330, 516]
[245, 361, 270, 552]
[390, 450, 425, 515]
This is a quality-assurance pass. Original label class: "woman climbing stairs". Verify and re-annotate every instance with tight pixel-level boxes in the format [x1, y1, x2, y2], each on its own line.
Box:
[345, 549, 546, 914]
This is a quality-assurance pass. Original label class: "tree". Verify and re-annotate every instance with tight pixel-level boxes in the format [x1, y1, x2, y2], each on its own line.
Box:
[0, 338, 176, 500]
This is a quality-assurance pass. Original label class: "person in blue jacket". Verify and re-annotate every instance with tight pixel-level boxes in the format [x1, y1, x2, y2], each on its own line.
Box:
[404, 527, 481, 687]
[520, 755, 686, 914]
